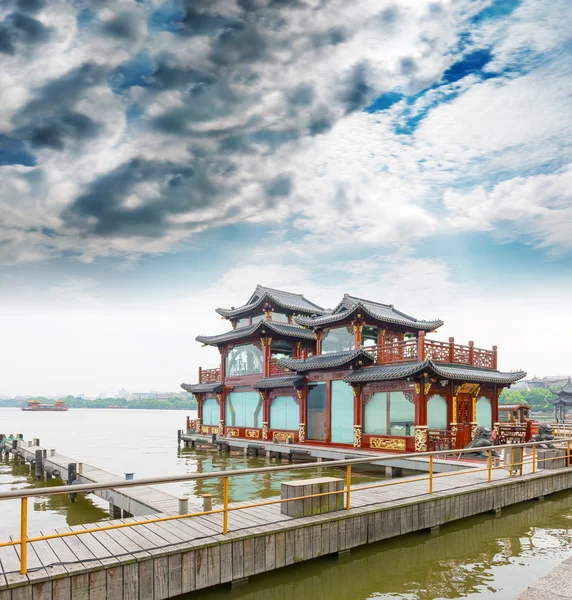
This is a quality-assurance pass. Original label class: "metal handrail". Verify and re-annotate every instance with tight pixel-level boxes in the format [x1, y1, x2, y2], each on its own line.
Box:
[1, 437, 571, 576]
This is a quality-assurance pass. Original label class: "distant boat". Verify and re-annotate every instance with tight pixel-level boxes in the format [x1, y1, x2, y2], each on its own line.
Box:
[21, 400, 68, 412]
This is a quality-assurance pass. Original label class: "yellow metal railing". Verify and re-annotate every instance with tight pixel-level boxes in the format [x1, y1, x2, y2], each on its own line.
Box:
[1, 438, 572, 576]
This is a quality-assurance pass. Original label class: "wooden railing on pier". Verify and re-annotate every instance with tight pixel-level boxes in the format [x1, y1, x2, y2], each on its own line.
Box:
[1, 438, 572, 578]
[362, 334, 498, 369]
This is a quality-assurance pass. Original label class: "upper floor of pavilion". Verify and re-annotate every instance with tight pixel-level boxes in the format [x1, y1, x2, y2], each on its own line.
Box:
[190, 286, 503, 385]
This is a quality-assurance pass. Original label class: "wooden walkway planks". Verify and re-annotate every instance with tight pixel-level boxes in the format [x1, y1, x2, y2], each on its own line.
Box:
[0, 458, 570, 599]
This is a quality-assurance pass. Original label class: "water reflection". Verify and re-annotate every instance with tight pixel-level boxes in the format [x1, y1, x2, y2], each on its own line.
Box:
[192, 490, 572, 600]
[0, 456, 108, 535]
[174, 447, 388, 503]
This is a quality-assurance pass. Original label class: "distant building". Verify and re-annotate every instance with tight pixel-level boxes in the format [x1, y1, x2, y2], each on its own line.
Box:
[524, 376, 571, 389]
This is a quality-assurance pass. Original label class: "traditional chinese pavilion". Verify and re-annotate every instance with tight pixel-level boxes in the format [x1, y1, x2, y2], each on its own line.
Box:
[549, 378, 572, 422]
[181, 286, 526, 452]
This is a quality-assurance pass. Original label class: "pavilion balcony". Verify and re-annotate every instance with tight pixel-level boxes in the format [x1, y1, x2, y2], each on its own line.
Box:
[198, 367, 222, 383]
[361, 336, 498, 369]
[269, 358, 291, 376]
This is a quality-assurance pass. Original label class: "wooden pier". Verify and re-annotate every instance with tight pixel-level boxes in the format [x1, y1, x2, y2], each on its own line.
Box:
[0, 440, 572, 600]
[3, 438, 194, 518]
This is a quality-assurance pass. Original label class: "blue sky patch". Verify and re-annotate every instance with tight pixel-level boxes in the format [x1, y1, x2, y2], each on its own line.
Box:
[110, 53, 154, 94]
[0, 136, 36, 167]
[364, 92, 403, 113]
[442, 49, 494, 84]
[149, 0, 185, 34]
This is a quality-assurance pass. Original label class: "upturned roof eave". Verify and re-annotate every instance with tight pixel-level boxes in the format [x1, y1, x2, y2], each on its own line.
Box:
[195, 320, 317, 346]
[294, 301, 443, 331]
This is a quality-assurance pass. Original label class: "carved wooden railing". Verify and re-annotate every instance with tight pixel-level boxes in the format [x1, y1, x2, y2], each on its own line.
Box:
[269, 358, 290, 376]
[199, 367, 221, 383]
[361, 336, 497, 369]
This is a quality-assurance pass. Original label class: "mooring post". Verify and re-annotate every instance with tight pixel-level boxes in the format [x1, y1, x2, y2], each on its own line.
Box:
[67, 463, 77, 502]
[33, 438, 40, 447]
[34, 450, 43, 480]
[177, 429, 182, 445]
[202, 494, 213, 512]
[179, 497, 189, 515]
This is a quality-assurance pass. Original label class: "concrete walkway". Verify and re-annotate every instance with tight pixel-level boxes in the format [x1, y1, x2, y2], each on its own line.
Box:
[516, 558, 572, 599]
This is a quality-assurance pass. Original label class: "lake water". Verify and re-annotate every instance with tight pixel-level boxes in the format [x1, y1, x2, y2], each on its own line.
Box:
[1, 407, 571, 599]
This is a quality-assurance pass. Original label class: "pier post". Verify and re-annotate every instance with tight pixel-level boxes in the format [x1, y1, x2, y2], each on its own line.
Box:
[202, 494, 212, 512]
[177, 430, 183, 445]
[33, 438, 40, 446]
[67, 463, 77, 502]
[109, 504, 122, 519]
[179, 498, 189, 515]
[34, 450, 43, 480]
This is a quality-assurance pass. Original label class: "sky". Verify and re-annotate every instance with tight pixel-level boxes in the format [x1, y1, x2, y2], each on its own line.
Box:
[0, 0, 571, 397]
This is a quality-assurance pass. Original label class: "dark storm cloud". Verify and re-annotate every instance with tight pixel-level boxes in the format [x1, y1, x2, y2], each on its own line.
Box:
[100, 12, 141, 41]
[16, 63, 108, 121]
[29, 111, 101, 150]
[16, 0, 46, 13]
[340, 63, 374, 114]
[0, 12, 51, 55]
[62, 157, 221, 237]
[265, 174, 292, 197]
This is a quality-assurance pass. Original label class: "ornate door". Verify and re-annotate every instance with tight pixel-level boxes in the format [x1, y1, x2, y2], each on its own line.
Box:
[456, 394, 472, 447]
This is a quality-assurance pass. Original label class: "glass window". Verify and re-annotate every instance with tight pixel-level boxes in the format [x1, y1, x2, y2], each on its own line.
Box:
[362, 326, 378, 347]
[202, 398, 219, 426]
[427, 394, 448, 430]
[364, 392, 388, 434]
[322, 327, 354, 354]
[225, 391, 262, 428]
[271, 340, 293, 360]
[251, 314, 266, 324]
[330, 380, 354, 444]
[307, 382, 327, 441]
[476, 396, 492, 429]
[226, 344, 263, 376]
[389, 392, 415, 436]
[271, 312, 289, 323]
[270, 396, 299, 430]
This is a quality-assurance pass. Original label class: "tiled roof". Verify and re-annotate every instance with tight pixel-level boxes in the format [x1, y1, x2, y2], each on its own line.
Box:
[499, 404, 531, 410]
[196, 321, 316, 346]
[552, 377, 572, 397]
[280, 350, 374, 373]
[294, 293, 443, 331]
[253, 375, 305, 389]
[216, 285, 326, 318]
[181, 382, 223, 393]
[344, 360, 526, 384]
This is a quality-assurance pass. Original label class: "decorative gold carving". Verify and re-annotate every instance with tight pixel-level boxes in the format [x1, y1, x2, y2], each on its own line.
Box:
[414, 426, 429, 452]
[215, 393, 222, 404]
[352, 386, 359, 398]
[403, 391, 414, 403]
[298, 423, 306, 443]
[195, 418, 201, 432]
[414, 383, 432, 395]
[211, 427, 219, 434]
[296, 388, 304, 401]
[273, 431, 295, 443]
[370, 437, 406, 451]
[262, 422, 269, 441]
[227, 428, 239, 437]
[219, 420, 225, 436]
[470, 422, 478, 440]
[201, 426, 209, 434]
[450, 422, 458, 440]
[353, 425, 362, 448]
[245, 429, 260, 438]
[457, 383, 480, 395]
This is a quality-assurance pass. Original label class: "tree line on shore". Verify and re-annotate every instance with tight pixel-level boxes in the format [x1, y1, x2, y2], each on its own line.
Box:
[499, 386, 559, 411]
[0, 395, 197, 410]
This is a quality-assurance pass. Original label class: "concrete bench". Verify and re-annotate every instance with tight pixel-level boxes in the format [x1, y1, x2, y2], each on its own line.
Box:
[280, 476, 344, 517]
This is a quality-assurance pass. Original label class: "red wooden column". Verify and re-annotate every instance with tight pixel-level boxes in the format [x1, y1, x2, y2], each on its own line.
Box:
[414, 380, 429, 451]
[297, 385, 307, 443]
[492, 345, 498, 369]
[196, 393, 203, 433]
[261, 336, 272, 377]
[218, 389, 226, 436]
[417, 331, 426, 361]
[219, 346, 227, 381]
[316, 331, 323, 354]
[261, 391, 269, 440]
[352, 385, 363, 448]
